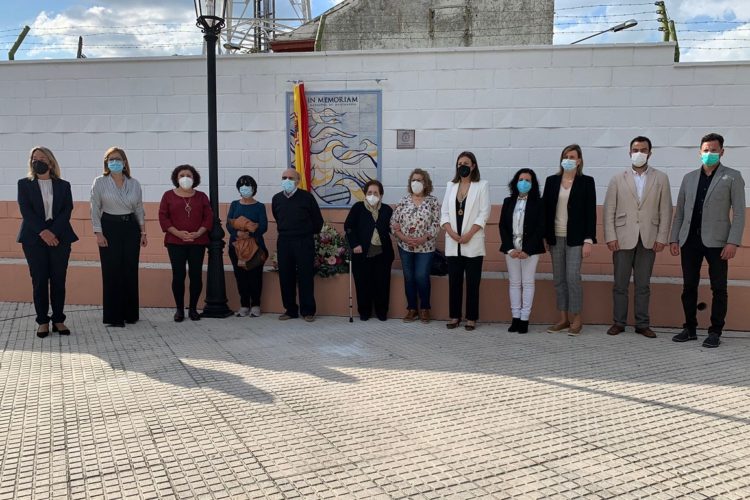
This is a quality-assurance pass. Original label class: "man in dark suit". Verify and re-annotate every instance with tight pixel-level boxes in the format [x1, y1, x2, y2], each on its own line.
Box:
[17, 147, 78, 337]
[670, 133, 745, 348]
[271, 169, 324, 322]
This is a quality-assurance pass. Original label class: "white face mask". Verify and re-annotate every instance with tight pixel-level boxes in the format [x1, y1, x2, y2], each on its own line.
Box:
[366, 194, 380, 206]
[178, 176, 194, 189]
[410, 180, 424, 195]
[631, 152, 648, 168]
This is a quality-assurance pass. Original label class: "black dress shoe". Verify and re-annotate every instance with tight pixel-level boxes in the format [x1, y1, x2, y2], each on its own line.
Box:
[672, 328, 697, 342]
[174, 310, 185, 322]
[52, 323, 71, 335]
[188, 309, 201, 321]
[36, 324, 49, 338]
[508, 318, 520, 332]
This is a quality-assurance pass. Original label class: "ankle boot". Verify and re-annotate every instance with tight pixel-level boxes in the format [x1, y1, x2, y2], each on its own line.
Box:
[518, 320, 529, 334]
[508, 318, 520, 332]
[568, 314, 582, 336]
[403, 309, 418, 322]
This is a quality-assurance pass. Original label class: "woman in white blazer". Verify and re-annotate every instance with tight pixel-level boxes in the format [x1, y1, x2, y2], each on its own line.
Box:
[440, 151, 491, 331]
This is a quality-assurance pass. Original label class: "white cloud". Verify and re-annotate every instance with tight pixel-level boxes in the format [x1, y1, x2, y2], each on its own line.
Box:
[26, 3, 200, 59]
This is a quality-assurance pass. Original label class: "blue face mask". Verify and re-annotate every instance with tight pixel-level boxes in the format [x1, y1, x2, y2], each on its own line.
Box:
[239, 185, 254, 198]
[517, 179, 532, 194]
[281, 179, 296, 193]
[108, 160, 124, 173]
[701, 152, 720, 167]
[561, 159, 577, 171]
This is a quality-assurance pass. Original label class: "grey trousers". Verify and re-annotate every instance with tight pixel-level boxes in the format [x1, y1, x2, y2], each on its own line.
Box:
[550, 237, 583, 314]
[612, 238, 656, 328]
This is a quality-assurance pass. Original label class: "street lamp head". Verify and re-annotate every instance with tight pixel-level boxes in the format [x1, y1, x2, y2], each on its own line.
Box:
[612, 19, 638, 32]
[193, 0, 228, 34]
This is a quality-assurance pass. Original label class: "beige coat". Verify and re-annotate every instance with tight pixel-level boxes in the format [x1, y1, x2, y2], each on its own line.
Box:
[603, 167, 672, 250]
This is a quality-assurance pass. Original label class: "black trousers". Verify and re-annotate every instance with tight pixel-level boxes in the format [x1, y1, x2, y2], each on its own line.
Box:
[166, 244, 206, 310]
[23, 243, 72, 325]
[228, 244, 263, 308]
[99, 213, 141, 324]
[680, 237, 728, 333]
[447, 255, 484, 321]
[352, 252, 392, 320]
[277, 235, 316, 317]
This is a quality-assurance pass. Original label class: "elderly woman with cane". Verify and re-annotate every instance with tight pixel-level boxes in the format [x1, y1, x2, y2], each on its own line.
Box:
[344, 180, 394, 321]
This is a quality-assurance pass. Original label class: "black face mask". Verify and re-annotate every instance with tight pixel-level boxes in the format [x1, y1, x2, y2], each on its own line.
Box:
[458, 165, 471, 178]
[32, 160, 50, 175]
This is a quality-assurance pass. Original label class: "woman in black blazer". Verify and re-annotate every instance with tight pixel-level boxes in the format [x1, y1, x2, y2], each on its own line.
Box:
[499, 168, 545, 334]
[542, 144, 597, 335]
[344, 180, 395, 321]
[17, 147, 79, 338]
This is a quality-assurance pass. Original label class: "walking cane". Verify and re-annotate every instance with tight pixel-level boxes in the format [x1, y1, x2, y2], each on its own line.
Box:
[348, 256, 354, 322]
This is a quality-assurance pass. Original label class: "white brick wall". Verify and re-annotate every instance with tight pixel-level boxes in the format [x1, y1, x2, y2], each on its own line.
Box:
[0, 43, 748, 206]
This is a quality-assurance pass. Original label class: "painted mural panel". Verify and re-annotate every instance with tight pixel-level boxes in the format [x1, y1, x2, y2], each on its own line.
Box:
[287, 90, 382, 208]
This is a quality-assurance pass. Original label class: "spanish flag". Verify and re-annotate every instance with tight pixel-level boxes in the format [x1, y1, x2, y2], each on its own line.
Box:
[292, 82, 312, 191]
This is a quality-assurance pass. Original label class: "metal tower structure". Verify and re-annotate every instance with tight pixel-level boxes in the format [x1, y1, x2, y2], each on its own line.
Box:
[221, 0, 312, 53]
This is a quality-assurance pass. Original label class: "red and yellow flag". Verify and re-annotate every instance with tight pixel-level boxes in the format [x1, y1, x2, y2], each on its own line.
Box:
[292, 82, 312, 191]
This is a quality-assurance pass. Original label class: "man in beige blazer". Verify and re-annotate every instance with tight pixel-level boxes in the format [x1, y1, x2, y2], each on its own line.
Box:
[603, 136, 673, 338]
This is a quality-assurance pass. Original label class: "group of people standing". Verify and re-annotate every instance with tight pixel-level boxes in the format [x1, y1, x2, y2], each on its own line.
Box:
[17, 132, 745, 348]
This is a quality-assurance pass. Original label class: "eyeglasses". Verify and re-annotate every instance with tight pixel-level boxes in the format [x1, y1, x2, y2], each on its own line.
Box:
[282, 176, 295, 180]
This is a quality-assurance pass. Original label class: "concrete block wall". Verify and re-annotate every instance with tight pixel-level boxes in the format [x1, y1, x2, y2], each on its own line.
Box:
[1, 43, 749, 324]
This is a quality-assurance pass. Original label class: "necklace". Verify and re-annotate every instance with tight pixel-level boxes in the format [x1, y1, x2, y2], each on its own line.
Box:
[457, 197, 466, 216]
[183, 196, 192, 217]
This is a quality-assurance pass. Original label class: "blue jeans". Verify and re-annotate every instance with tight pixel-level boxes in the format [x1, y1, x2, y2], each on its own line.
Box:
[399, 248, 433, 310]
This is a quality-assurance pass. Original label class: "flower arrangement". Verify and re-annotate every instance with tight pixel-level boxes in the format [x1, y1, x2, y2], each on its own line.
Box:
[268, 222, 349, 278]
[313, 223, 349, 277]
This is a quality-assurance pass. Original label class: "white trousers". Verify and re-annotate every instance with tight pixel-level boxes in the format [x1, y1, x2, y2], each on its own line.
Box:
[505, 253, 539, 321]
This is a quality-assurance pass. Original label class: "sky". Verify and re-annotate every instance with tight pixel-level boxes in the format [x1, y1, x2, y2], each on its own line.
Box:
[1, 0, 749, 62]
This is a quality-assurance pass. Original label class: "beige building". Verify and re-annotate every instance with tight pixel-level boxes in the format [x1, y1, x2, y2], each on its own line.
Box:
[271, 0, 553, 52]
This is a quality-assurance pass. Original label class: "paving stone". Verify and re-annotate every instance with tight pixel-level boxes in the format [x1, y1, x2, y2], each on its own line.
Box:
[1, 303, 750, 498]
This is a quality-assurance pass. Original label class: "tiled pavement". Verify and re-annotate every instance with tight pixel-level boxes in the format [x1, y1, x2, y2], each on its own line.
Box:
[1, 301, 749, 499]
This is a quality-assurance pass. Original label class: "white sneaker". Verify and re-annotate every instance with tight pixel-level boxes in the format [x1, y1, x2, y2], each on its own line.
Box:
[236, 307, 250, 317]
[250, 306, 261, 317]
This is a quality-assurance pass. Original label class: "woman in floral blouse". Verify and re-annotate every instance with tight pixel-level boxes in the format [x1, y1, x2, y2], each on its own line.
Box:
[391, 168, 441, 323]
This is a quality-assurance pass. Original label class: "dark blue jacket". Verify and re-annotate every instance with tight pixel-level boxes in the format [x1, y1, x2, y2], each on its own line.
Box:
[17, 177, 78, 246]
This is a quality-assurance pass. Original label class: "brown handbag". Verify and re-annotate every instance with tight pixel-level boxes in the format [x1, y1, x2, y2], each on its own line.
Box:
[231, 216, 268, 270]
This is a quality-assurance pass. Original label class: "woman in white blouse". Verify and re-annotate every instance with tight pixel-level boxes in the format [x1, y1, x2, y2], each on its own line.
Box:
[90, 147, 147, 327]
[440, 152, 490, 331]
[499, 169, 546, 334]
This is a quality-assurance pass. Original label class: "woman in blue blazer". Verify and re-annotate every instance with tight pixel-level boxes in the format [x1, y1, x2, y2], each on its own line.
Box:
[17, 147, 78, 338]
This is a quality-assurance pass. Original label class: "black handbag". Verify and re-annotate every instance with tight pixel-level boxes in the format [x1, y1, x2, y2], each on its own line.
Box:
[430, 249, 448, 276]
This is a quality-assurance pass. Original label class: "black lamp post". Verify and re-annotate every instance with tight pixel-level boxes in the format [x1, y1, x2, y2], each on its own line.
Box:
[570, 19, 638, 45]
[193, 0, 233, 318]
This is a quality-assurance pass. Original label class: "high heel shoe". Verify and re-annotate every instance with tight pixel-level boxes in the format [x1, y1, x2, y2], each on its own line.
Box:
[52, 323, 71, 335]
[174, 309, 185, 322]
[446, 319, 461, 329]
[464, 321, 476, 331]
[36, 323, 49, 338]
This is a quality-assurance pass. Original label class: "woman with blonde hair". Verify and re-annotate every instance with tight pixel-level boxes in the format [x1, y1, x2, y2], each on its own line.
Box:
[542, 144, 597, 335]
[17, 147, 78, 337]
[90, 147, 147, 327]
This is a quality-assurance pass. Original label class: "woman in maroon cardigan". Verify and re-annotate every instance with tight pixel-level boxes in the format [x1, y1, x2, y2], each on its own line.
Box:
[158, 165, 213, 321]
